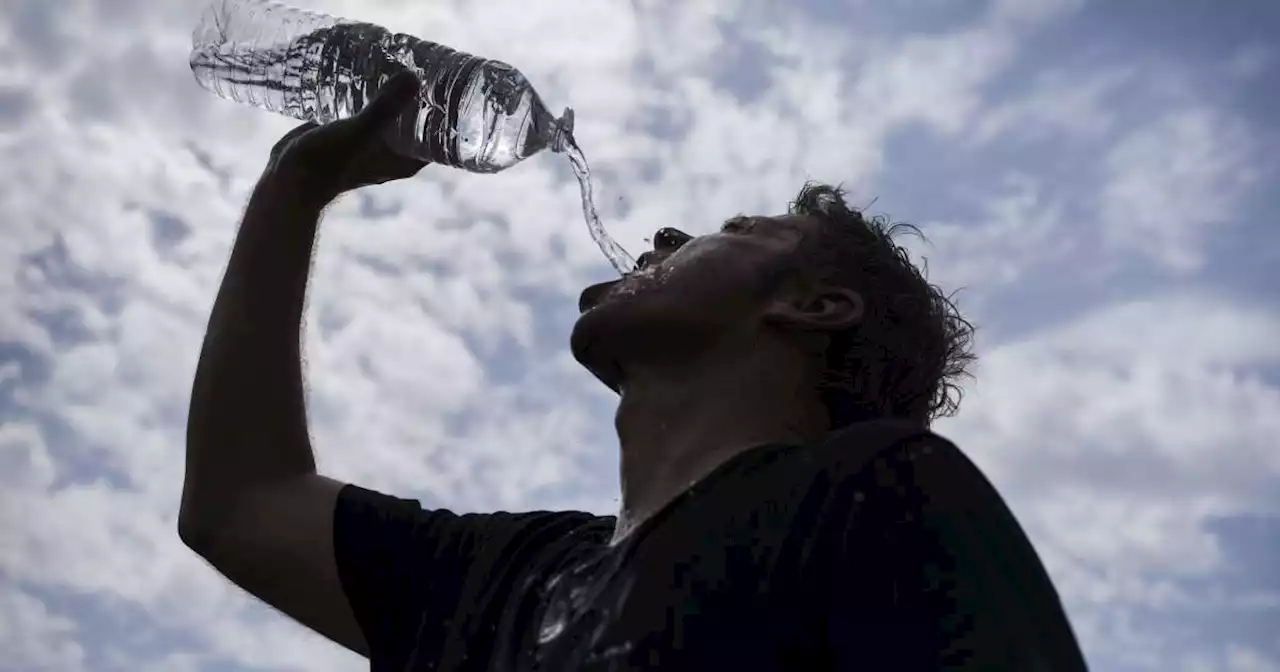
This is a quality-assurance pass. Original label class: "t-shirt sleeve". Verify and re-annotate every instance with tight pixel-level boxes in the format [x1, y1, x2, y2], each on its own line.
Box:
[826, 434, 1090, 671]
[332, 484, 600, 669]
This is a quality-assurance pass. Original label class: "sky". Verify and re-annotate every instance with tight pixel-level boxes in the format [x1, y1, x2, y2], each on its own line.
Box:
[0, 0, 1278, 669]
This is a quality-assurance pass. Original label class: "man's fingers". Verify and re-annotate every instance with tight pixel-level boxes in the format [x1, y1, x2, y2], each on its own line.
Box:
[268, 69, 428, 197]
[344, 143, 430, 186]
[270, 122, 319, 156]
[284, 121, 319, 140]
[352, 70, 423, 136]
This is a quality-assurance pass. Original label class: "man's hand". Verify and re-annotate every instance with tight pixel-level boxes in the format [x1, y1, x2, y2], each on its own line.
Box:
[264, 69, 429, 207]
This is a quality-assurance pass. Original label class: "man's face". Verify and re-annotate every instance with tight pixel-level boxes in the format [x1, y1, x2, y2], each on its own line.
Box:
[570, 213, 817, 392]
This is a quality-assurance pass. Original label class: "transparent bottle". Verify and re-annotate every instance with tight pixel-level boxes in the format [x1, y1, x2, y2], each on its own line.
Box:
[189, 0, 574, 173]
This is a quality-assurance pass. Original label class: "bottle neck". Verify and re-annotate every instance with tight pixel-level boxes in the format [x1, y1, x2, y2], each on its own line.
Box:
[548, 106, 575, 154]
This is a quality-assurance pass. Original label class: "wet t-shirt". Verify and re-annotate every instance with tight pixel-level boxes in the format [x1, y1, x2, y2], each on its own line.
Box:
[333, 420, 1088, 671]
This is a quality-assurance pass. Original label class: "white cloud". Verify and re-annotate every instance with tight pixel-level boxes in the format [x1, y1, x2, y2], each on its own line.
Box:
[0, 589, 86, 672]
[970, 66, 1135, 145]
[1226, 44, 1272, 81]
[1227, 644, 1280, 672]
[1099, 107, 1258, 272]
[903, 174, 1071, 295]
[937, 295, 1280, 668]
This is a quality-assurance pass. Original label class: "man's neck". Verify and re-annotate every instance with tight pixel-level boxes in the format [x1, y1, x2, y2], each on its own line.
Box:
[610, 345, 828, 543]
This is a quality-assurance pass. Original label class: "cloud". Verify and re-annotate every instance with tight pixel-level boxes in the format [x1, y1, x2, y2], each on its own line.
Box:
[937, 295, 1280, 669]
[1226, 44, 1272, 81]
[0, 588, 86, 672]
[1099, 107, 1258, 272]
[969, 66, 1135, 145]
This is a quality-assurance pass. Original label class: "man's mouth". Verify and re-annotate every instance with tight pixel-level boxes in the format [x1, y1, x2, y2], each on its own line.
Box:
[578, 257, 669, 313]
[634, 250, 658, 271]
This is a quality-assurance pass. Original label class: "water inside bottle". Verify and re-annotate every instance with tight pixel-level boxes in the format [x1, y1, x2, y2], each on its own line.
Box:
[188, 2, 636, 276]
[560, 136, 637, 277]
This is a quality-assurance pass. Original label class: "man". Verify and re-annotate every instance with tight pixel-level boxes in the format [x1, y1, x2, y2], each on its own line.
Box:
[180, 71, 1088, 670]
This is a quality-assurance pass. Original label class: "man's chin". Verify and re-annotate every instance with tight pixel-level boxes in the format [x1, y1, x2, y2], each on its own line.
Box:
[569, 313, 624, 394]
[571, 270, 668, 393]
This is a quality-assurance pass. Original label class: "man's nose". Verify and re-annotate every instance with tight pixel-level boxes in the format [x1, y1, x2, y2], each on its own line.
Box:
[654, 227, 692, 251]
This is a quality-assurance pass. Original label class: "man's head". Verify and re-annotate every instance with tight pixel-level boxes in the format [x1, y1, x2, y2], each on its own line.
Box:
[571, 182, 975, 428]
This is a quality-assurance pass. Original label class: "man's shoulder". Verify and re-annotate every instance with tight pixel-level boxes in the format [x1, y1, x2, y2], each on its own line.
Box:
[807, 419, 1022, 541]
[809, 418, 958, 475]
[800, 419, 1004, 517]
[805, 428, 1088, 670]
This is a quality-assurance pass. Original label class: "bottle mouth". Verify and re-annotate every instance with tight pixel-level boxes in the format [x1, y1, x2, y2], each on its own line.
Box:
[550, 106, 575, 153]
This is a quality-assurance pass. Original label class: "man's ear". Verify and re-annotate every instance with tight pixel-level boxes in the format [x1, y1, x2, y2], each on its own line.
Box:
[765, 285, 864, 332]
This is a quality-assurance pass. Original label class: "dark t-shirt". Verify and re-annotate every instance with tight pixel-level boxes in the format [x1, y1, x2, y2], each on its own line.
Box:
[333, 420, 1088, 671]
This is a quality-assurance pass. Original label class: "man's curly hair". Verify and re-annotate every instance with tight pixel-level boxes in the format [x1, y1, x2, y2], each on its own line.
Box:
[787, 182, 975, 427]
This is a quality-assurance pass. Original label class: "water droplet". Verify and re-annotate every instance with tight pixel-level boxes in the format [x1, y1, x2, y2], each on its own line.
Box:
[537, 617, 566, 644]
[586, 641, 634, 663]
[538, 580, 570, 646]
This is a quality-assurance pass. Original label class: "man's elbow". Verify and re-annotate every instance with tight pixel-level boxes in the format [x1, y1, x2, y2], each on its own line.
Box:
[176, 476, 234, 558]
[177, 501, 219, 556]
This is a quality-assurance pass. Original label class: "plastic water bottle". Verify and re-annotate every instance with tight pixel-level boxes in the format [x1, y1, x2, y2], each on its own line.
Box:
[189, 0, 575, 174]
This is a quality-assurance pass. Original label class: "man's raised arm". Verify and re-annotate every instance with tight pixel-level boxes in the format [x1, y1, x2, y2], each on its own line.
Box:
[178, 72, 428, 656]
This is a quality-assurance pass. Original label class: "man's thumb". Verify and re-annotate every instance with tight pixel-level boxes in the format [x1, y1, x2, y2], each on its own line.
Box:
[354, 70, 422, 134]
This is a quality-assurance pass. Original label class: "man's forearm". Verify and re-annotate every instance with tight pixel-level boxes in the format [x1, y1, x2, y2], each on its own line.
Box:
[181, 177, 327, 525]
